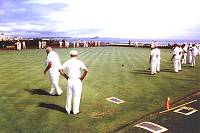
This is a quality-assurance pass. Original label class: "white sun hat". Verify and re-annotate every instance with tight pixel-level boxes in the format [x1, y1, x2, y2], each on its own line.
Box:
[70, 50, 78, 56]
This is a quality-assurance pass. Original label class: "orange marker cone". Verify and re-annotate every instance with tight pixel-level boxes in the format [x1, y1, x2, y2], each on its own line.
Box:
[165, 97, 170, 110]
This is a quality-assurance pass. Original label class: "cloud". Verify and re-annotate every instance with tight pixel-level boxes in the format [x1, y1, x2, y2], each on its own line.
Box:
[0, 0, 68, 34]
[1, 0, 200, 39]
[25, 0, 68, 5]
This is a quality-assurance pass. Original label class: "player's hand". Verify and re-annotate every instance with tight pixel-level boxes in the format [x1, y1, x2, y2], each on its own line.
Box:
[64, 74, 68, 80]
[79, 77, 83, 81]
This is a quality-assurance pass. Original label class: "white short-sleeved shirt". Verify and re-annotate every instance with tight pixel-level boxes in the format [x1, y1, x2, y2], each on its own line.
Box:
[179, 47, 183, 57]
[173, 47, 181, 59]
[61, 58, 88, 79]
[150, 49, 158, 62]
[192, 46, 198, 56]
[155, 48, 160, 59]
[46, 51, 61, 70]
[182, 45, 188, 55]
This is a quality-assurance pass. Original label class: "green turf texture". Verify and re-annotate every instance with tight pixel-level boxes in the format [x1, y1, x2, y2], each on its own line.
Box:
[0, 47, 199, 133]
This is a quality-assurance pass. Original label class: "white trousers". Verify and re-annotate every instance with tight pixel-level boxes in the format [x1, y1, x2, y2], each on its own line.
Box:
[182, 54, 187, 64]
[156, 59, 160, 72]
[188, 52, 192, 64]
[191, 56, 196, 67]
[66, 79, 82, 114]
[151, 61, 157, 74]
[48, 70, 63, 95]
[173, 59, 180, 72]
[178, 59, 181, 71]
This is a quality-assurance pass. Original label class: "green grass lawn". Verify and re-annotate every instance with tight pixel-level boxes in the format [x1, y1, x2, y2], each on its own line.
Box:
[0, 46, 199, 133]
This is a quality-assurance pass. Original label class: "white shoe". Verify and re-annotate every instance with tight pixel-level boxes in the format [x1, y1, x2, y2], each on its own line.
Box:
[49, 89, 56, 95]
[57, 90, 63, 96]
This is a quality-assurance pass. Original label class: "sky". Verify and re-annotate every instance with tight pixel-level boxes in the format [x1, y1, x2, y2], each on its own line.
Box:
[0, 0, 200, 39]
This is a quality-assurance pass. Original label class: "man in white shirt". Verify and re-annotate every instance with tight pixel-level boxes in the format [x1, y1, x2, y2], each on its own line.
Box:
[155, 46, 160, 72]
[149, 46, 158, 75]
[188, 43, 193, 64]
[44, 47, 63, 95]
[59, 50, 88, 114]
[178, 44, 183, 71]
[59, 40, 63, 48]
[181, 43, 188, 64]
[39, 41, 42, 49]
[16, 41, 21, 51]
[73, 40, 76, 47]
[191, 44, 198, 67]
[83, 40, 87, 47]
[197, 42, 200, 55]
[135, 41, 138, 47]
[65, 40, 69, 48]
[171, 44, 181, 73]
[22, 41, 26, 49]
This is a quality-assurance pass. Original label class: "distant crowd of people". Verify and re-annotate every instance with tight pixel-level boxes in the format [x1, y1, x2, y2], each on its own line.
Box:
[12, 40, 102, 50]
[149, 40, 200, 75]
[39, 40, 101, 49]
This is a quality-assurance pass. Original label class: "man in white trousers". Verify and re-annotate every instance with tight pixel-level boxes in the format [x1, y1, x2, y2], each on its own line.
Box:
[197, 42, 200, 55]
[171, 44, 181, 73]
[59, 50, 88, 114]
[149, 46, 158, 75]
[22, 41, 26, 49]
[44, 47, 63, 95]
[191, 44, 198, 67]
[178, 44, 183, 71]
[59, 40, 63, 48]
[188, 43, 193, 64]
[181, 43, 188, 64]
[155, 46, 160, 72]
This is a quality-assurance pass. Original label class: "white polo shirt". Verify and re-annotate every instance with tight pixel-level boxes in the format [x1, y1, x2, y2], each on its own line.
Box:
[155, 48, 160, 59]
[182, 45, 188, 55]
[173, 47, 181, 60]
[192, 46, 198, 57]
[150, 48, 158, 62]
[61, 57, 88, 79]
[46, 51, 61, 71]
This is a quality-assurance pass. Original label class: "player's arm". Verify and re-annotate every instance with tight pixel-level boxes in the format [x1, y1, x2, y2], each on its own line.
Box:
[80, 69, 88, 81]
[59, 69, 68, 80]
[171, 54, 175, 61]
[149, 55, 152, 64]
[44, 61, 52, 74]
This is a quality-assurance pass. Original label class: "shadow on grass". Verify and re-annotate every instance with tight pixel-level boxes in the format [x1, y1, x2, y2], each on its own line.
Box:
[38, 102, 66, 113]
[160, 68, 173, 73]
[182, 65, 193, 69]
[25, 89, 50, 96]
[160, 77, 200, 82]
[132, 69, 151, 75]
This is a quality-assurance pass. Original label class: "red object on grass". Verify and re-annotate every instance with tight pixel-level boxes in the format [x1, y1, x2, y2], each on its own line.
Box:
[165, 97, 170, 110]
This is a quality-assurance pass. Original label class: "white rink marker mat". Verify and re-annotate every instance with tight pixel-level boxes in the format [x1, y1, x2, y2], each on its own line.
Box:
[106, 97, 125, 104]
[174, 106, 198, 116]
[134, 121, 168, 133]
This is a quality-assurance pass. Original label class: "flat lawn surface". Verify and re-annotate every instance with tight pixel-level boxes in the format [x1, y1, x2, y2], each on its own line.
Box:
[0, 47, 199, 133]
